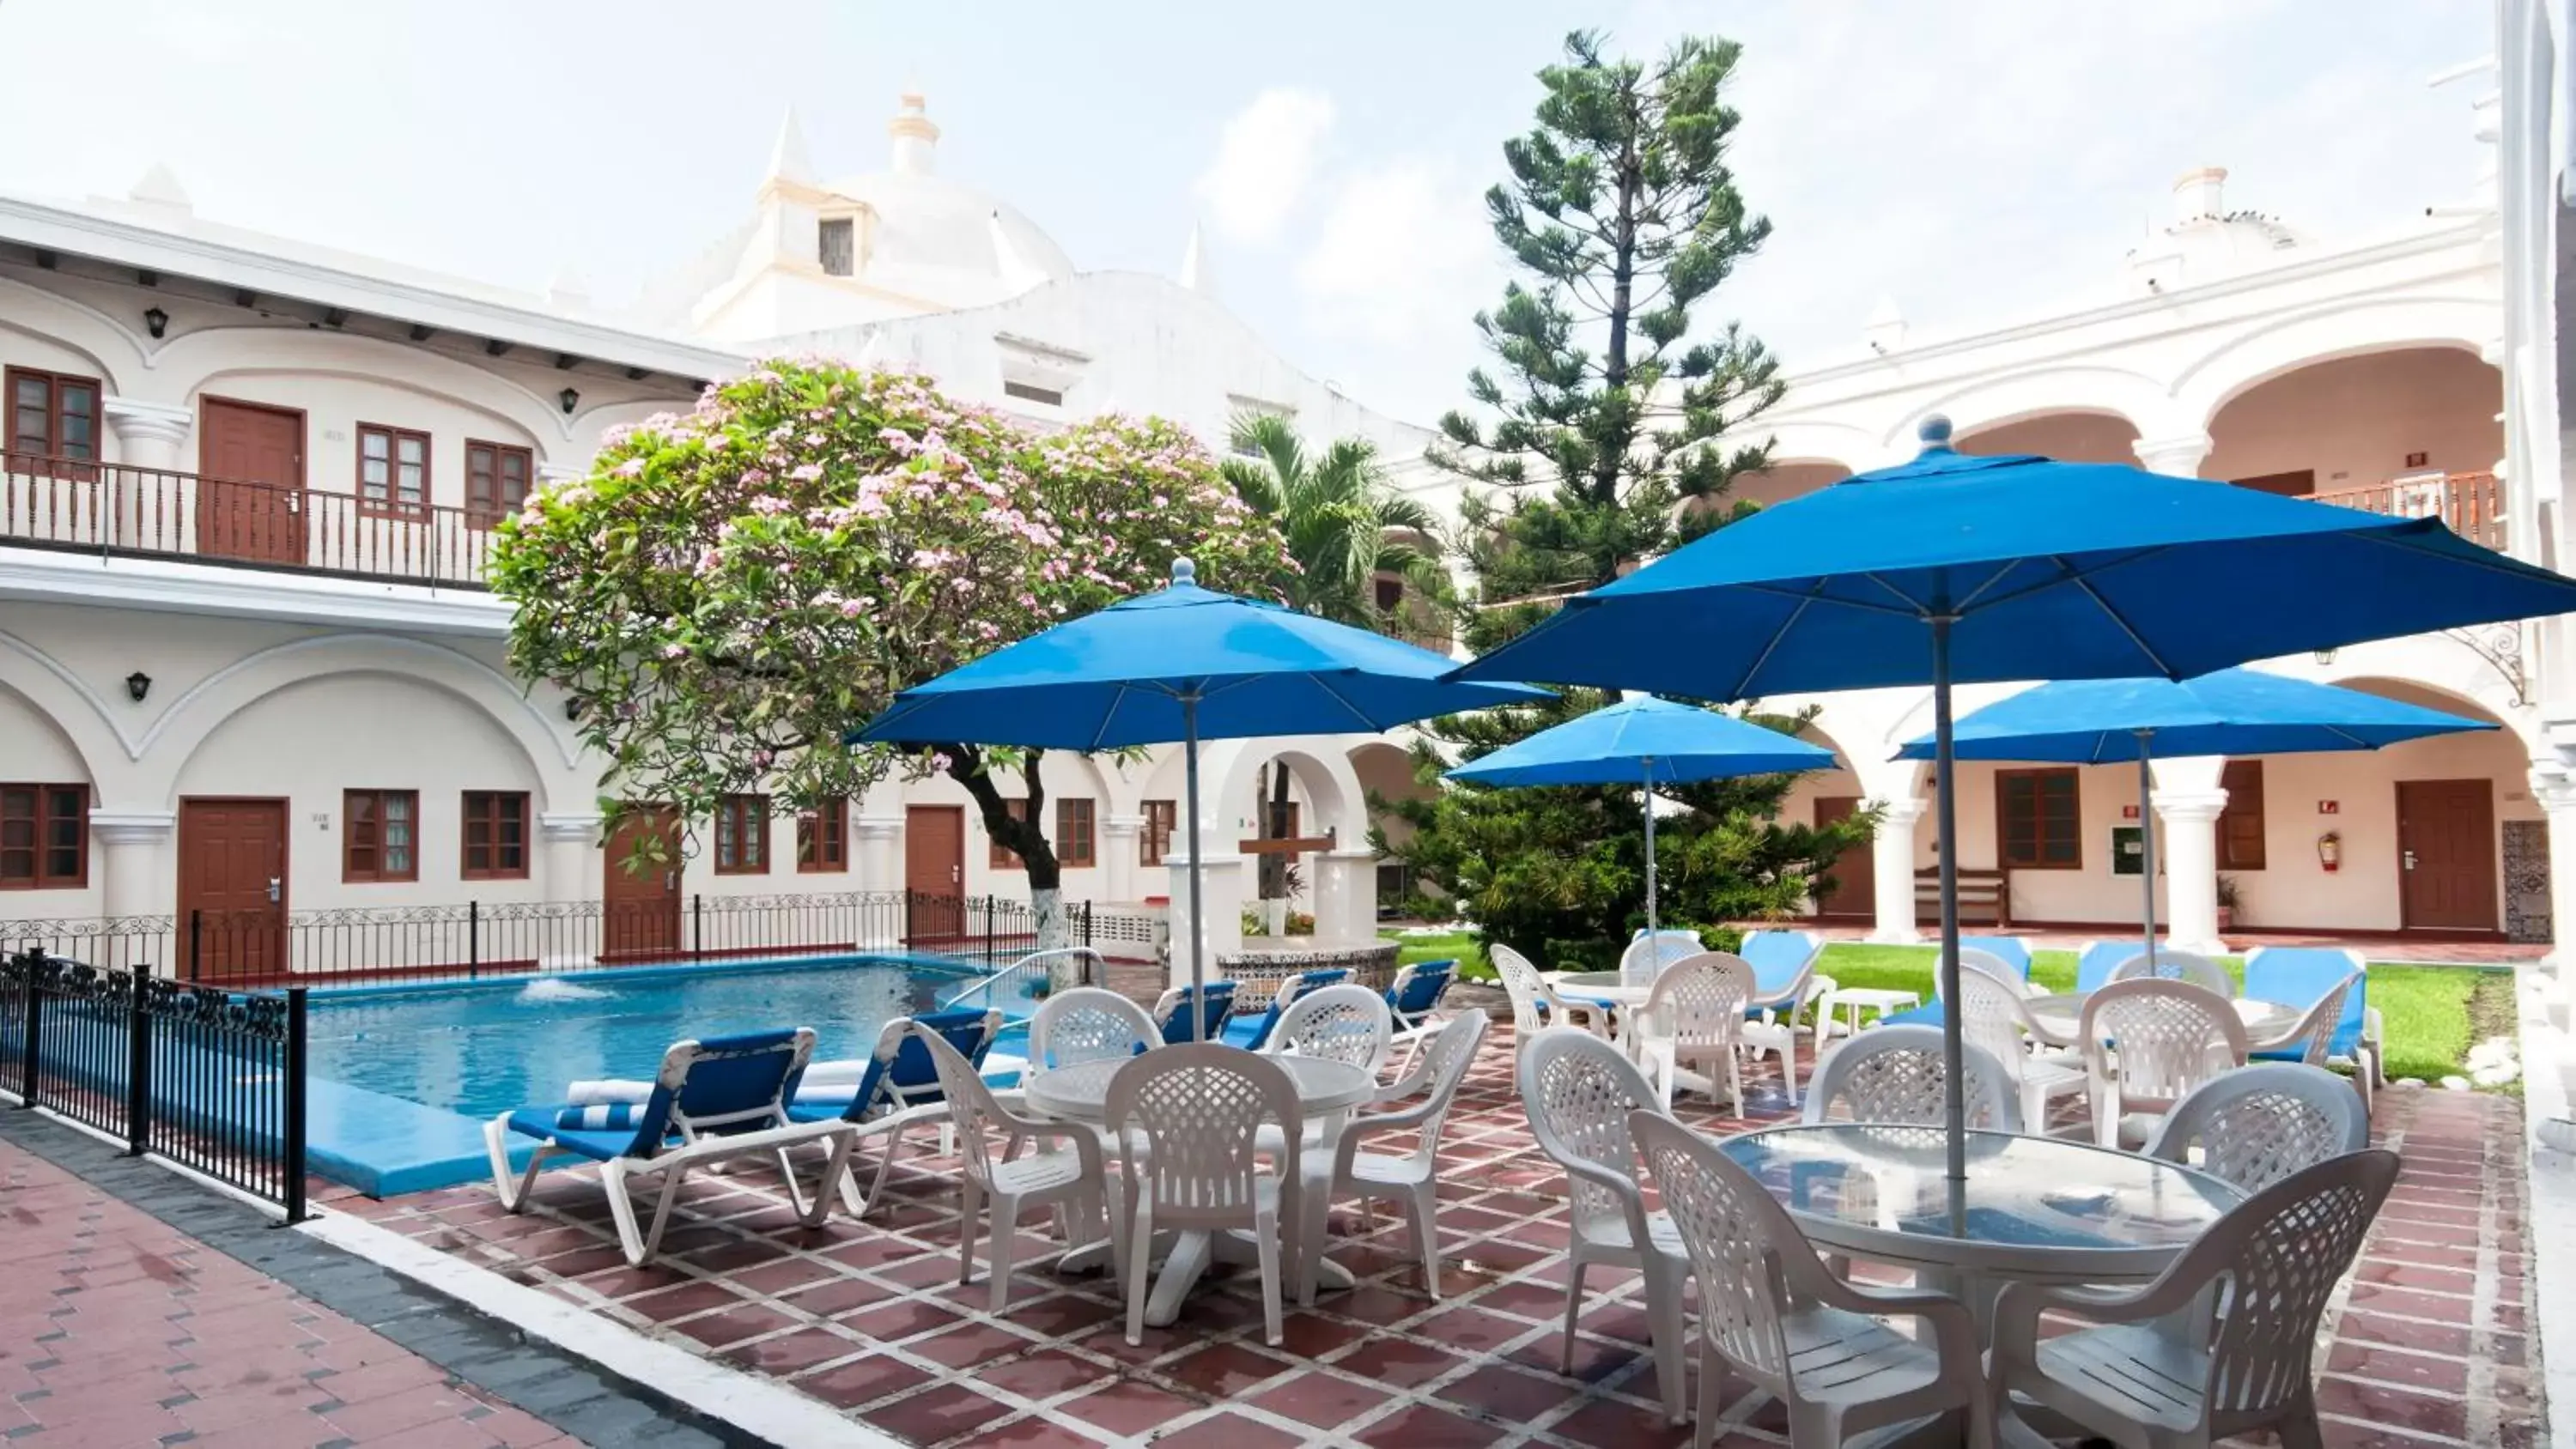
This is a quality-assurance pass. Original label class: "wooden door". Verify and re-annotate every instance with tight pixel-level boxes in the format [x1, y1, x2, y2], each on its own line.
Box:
[178, 798, 287, 981]
[197, 397, 306, 565]
[601, 805, 682, 958]
[2397, 779, 2498, 931]
[906, 805, 965, 940]
[1812, 796, 1874, 919]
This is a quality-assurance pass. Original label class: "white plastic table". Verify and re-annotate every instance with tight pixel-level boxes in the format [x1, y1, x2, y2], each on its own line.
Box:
[1825, 986, 1921, 1037]
[1023, 1052, 1377, 1326]
[1718, 1123, 2241, 1292]
[2021, 991, 2302, 1050]
[1554, 969, 1650, 1007]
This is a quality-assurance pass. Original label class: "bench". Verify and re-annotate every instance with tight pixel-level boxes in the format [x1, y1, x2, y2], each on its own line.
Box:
[1915, 867, 2011, 928]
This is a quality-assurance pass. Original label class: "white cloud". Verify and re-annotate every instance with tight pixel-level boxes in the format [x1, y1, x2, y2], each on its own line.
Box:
[1292, 157, 1499, 420]
[1194, 88, 1338, 244]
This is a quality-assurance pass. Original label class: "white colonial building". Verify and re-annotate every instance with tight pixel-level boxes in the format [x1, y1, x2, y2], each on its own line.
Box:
[0, 52, 2567, 979]
[0, 94, 1423, 973]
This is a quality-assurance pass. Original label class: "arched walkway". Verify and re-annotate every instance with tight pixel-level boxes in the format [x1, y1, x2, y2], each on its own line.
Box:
[1955, 409, 2142, 465]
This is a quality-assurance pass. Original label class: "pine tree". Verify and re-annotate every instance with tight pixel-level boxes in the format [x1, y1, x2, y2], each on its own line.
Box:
[1390, 29, 1874, 965]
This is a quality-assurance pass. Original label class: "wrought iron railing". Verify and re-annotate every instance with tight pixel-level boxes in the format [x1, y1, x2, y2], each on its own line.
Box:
[1, 450, 503, 588]
[1, 890, 1097, 990]
[2309, 471, 2505, 550]
[0, 949, 307, 1217]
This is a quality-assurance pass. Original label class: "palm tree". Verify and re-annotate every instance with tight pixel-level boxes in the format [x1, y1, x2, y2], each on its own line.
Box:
[1218, 413, 1450, 635]
[1221, 413, 1452, 913]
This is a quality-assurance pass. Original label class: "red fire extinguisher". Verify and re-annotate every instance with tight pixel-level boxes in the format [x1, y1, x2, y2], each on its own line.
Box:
[2317, 831, 2342, 873]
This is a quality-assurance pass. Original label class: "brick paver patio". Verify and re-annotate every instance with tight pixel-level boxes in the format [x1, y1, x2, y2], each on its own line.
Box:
[337, 1026, 2539, 1449]
[0, 1137, 580, 1448]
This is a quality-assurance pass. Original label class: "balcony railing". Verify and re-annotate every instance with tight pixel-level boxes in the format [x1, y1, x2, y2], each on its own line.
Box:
[2309, 471, 2504, 551]
[2, 452, 503, 589]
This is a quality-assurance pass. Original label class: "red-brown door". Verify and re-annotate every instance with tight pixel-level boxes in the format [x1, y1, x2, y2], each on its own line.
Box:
[906, 805, 965, 940]
[2397, 779, 2498, 931]
[1813, 796, 1874, 919]
[178, 798, 287, 981]
[197, 397, 306, 566]
[601, 805, 682, 958]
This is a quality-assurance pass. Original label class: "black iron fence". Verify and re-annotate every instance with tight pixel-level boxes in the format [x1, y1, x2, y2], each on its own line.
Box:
[0, 949, 306, 1218]
[1, 890, 1100, 989]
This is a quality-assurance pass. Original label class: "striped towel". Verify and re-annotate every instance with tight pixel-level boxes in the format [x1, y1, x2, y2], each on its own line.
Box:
[555, 1103, 647, 1131]
[566, 1080, 653, 1106]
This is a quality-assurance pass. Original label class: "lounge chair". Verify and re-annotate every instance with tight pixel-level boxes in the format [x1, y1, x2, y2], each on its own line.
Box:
[1383, 958, 1456, 1071]
[1219, 968, 1350, 1049]
[789, 1007, 1002, 1215]
[484, 1028, 852, 1266]
[1149, 979, 1236, 1044]
[2243, 945, 2383, 1113]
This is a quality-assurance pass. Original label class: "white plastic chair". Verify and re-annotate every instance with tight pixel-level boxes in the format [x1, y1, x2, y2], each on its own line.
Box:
[1800, 1024, 2022, 1132]
[1957, 966, 2087, 1135]
[1264, 982, 1394, 1076]
[1939, 946, 2032, 998]
[1492, 942, 1608, 1036]
[1300, 1010, 1487, 1304]
[1103, 1045, 1304, 1346]
[2107, 949, 2234, 997]
[2080, 979, 2250, 1149]
[2246, 972, 2359, 1069]
[1619, 928, 1708, 987]
[1740, 952, 1830, 1107]
[1626, 952, 1755, 1112]
[1518, 1028, 1692, 1425]
[914, 1025, 1108, 1315]
[1990, 1149, 2398, 1449]
[1632, 1110, 1996, 1449]
[1026, 987, 1162, 1076]
[2143, 1062, 2369, 1195]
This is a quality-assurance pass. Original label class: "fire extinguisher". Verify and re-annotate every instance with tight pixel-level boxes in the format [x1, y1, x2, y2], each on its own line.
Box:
[2317, 830, 2342, 873]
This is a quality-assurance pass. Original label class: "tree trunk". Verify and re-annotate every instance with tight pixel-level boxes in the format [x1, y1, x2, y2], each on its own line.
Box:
[949, 744, 1072, 950]
[1029, 887, 1074, 955]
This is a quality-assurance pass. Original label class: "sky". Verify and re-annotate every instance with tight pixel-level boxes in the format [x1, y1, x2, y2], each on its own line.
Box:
[0, 0, 2494, 426]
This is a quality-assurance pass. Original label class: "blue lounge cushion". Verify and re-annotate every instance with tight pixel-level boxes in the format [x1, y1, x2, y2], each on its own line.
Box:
[506, 1105, 671, 1162]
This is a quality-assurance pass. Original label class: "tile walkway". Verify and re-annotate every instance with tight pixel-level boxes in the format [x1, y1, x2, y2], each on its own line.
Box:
[1770, 923, 2548, 966]
[337, 1026, 2544, 1449]
[0, 1135, 581, 1448]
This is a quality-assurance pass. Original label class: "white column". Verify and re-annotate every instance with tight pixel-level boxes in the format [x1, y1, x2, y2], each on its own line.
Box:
[1100, 814, 1142, 902]
[1166, 852, 1245, 991]
[538, 812, 602, 905]
[2530, 771, 2576, 983]
[1312, 849, 1377, 945]
[88, 809, 175, 921]
[2152, 788, 2229, 955]
[855, 814, 904, 894]
[2133, 432, 2213, 479]
[1868, 799, 1925, 944]
[103, 398, 192, 471]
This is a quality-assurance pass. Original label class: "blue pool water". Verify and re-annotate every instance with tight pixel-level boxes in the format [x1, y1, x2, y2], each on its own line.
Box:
[301, 954, 1036, 1195]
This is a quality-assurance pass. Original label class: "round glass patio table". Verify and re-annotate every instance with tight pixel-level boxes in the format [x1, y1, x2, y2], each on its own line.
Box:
[1716, 1122, 2243, 1286]
[2021, 991, 2303, 1050]
[1023, 1052, 1378, 1326]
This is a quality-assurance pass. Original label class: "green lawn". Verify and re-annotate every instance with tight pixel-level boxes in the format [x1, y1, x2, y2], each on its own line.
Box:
[1386, 931, 2502, 1083]
[1386, 929, 1488, 977]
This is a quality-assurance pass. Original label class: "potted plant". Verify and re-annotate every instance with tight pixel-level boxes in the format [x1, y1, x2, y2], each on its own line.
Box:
[2214, 874, 2241, 935]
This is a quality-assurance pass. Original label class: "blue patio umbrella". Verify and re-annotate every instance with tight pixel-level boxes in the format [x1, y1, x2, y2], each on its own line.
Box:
[857, 559, 1546, 1038]
[1893, 668, 2494, 972]
[1452, 415, 2576, 1182]
[1445, 695, 1836, 937]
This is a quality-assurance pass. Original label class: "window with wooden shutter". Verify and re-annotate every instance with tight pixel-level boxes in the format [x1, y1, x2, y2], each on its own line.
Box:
[991, 799, 1030, 869]
[0, 784, 87, 888]
[2217, 760, 2267, 870]
[799, 798, 848, 873]
[715, 794, 769, 874]
[1057, 797, 1096, 867]
[356, 423, 430, 518]
[344, 789, 419, 882]
[465, 440, 532, 526]
[5, 368, 100, 477]
[1996, 768, 2081, 870]
[1140, 800, 1176, 867]
[461, 791, 530, 880]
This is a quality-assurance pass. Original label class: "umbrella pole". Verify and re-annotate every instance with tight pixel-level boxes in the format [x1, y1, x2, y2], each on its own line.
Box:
[2136, 731, 2159, 972]
[1642, 757, 1658, 938]
[1931, 615, 1966, 1188]
[1182, 691, 1205, 1043]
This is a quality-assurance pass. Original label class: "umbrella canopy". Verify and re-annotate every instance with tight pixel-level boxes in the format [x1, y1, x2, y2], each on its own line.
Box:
[862, 562, 1544, 751]
[1446, 695, 1835, 786]
[1446, 695, 1838, 937]
[1449, 416, 2576, 1184]
[858, 559, 1546, 1038]
[1891, 668, 2496, 968]
[1448, 421, 2576, 699]
[1891, 668, 2495, 765]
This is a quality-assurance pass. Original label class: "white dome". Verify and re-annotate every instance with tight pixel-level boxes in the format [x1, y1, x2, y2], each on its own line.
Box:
[814, 169, 1074, 303]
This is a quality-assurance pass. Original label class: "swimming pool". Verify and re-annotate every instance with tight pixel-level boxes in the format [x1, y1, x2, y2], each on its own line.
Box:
[302, 953, 1037, 1195]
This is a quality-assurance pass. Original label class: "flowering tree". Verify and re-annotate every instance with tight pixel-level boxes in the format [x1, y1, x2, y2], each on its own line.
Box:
[490, 361, 1293, 943]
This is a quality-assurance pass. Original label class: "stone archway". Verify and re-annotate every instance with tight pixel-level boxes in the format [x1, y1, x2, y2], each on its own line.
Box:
[1348, 741, 1433, 919]
[1954, 409, 2142, 465]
